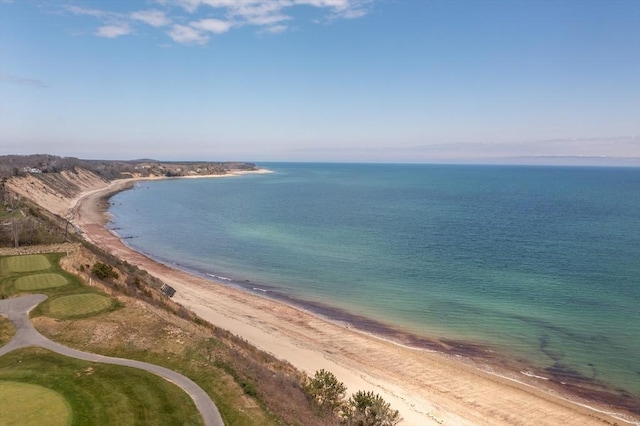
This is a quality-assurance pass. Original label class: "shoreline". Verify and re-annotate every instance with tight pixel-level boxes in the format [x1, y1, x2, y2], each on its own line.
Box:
[71, 173, 639, 425]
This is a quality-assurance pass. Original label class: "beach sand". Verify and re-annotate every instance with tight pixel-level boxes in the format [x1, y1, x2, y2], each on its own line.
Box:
[71, 176, 637, 426]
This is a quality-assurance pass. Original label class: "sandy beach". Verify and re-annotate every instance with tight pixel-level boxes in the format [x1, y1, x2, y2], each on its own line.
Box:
[69, 175, 637, 426]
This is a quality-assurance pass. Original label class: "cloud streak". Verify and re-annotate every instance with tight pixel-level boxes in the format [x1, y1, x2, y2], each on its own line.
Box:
[168, 24, 210, 45]
[191, 18, 233, 34]
[131, 10, 171, 27]
[0, 74, 49, 89]
[61, 0, 371, 45]
[96, 24, 132, 38]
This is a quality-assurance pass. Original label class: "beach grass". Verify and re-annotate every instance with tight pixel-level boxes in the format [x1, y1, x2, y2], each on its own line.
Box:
[0, 316, 15, 346]
[0, 254, 51, 275]
[0, 381, 72, 426]
[0, 348, 204, 426]
[15, 273, 68, 290]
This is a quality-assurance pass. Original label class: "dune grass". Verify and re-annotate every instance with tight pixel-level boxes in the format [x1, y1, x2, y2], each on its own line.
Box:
[0, 254, 51, 275]
[0, 381, 72, 426]
[15, 273, 68, 290]
[0, 316, 15, 347]
[0, 348, 204, 426]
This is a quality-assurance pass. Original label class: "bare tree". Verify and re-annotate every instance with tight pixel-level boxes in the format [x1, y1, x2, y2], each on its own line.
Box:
[9, 217, 22, 248]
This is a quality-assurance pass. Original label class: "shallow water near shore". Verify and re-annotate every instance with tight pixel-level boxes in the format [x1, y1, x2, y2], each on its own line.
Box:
[108, 163, 640, 403]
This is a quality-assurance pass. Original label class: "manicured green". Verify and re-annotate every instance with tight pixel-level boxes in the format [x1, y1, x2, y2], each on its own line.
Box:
[0, 254, 51, 274]
[15, 273, 68, 290]
[0, 349, 204, 426]
[0, 253, 118, 320]
[0, 381, 72, 426]
[48, 294, 113, 318]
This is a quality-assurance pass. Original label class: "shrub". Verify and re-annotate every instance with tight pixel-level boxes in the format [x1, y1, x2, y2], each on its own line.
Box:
[91, 262, 119, 280]
[305, 369, 347, 413]
[343, 390, 401, 426]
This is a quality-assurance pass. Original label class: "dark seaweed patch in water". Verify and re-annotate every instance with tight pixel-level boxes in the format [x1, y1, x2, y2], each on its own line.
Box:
[544, 363, 640, 415]
[206, 275, 640, 416]
[538, 335, 565, 362]
[245, 284, 495, 357]
[516, 314, 610, 346]
[545, 363, 592, 382]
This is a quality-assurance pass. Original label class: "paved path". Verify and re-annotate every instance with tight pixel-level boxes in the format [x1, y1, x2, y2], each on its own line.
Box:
[0, 294, 224, 426]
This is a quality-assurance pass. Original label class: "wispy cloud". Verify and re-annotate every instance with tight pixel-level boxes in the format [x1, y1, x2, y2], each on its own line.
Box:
[66, 5, 112, 19]
[168, 24, 210, 45]
[191, 18, 233, 34]
[0, 74, 49, 89]
[96, 24, 132, 38]
[60, 0, 371, 45]
[263, 24, 288, 34]
[131, 10, 171, 27]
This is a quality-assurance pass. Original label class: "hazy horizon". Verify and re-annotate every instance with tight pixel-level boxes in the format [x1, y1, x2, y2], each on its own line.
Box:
[1, 0, 639, 166]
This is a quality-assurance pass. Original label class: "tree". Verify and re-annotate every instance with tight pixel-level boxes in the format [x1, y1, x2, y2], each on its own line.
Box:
[343, 390, 401, 426]
[304, 369, 347, 412]
[8, 217, 22, 248]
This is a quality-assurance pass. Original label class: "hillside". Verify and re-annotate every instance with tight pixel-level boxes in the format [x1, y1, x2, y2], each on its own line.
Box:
[5, 168, 109, 218]
[0, 155, 258, 247]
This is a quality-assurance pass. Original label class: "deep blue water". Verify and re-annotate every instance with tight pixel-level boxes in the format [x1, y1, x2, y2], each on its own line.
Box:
[108, 163, 640, 397]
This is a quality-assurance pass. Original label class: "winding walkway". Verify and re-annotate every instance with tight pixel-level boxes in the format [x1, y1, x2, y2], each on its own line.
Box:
[0, 294, 224, 426]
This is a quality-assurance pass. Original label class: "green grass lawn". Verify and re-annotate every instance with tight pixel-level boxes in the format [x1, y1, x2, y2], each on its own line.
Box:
[0, 348, 204, 426]
[0, 252, 292, 425]
[0, 381, 72, 426]
[47, 293, 113, 318]
[0, 253, 204, 426]
[0, 254, 51, 274]
[0, 253, 119, 319]
[15, 273, 68, 290]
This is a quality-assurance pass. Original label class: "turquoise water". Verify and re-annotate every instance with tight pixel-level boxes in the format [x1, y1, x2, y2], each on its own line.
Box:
[108, 163, 640, 401]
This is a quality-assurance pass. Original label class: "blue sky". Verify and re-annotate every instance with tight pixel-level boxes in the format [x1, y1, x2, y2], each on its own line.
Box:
[0, 0, 639, 164]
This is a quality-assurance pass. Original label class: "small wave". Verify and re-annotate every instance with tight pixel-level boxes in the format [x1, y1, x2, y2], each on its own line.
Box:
[206, 273, 232, 281]
[520, 370, 549, 380]
[252, 287, 269, 293]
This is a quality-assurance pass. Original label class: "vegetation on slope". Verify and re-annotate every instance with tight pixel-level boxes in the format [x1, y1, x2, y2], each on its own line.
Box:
[0, 154, 257, 180]
[0, 154, 400, 425]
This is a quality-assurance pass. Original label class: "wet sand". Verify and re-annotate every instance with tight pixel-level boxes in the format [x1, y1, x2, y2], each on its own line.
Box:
[71, 176, 639, 425]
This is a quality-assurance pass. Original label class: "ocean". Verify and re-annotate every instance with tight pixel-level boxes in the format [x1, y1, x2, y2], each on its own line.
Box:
[108, 163, 640, 403]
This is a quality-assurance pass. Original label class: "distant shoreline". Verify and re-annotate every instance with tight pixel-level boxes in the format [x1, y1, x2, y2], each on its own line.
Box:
[71, 170, 639, 425]
[72, 168, 273, 227]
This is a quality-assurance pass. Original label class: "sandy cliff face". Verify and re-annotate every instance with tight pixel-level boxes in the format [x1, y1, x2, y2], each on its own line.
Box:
[5, 168, 109, 217]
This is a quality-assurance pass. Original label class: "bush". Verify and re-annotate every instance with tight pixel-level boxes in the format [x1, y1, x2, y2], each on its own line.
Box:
[304, 369, 347, 412]
[343, 390, 401, 426]
[91, 262, 119, 280]
[304, 370, 401, 425]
